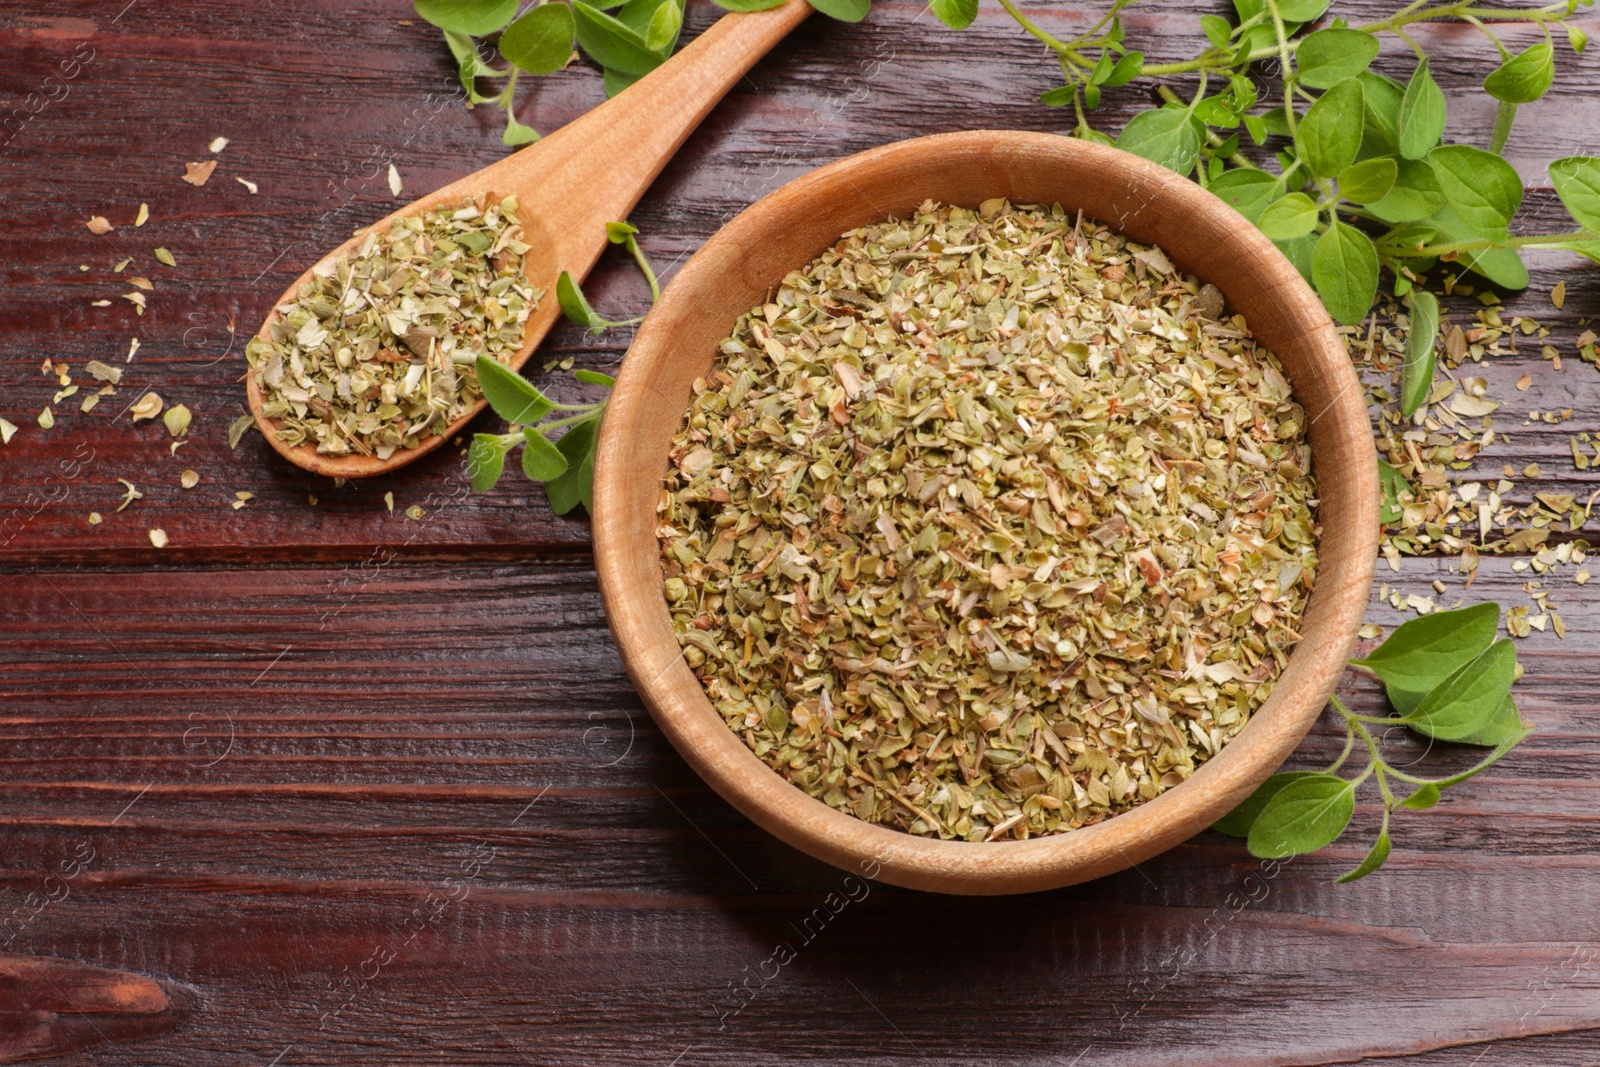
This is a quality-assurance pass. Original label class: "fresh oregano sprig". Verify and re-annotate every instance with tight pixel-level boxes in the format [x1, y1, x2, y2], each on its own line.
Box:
[416, 0, 885, 141]
[1012, 0, 1600, 331]
[468, 220, 660, 509]
[557, 221, 661, 331]
[470, 356, 611, 511]
[1215, 603, 1531, 882]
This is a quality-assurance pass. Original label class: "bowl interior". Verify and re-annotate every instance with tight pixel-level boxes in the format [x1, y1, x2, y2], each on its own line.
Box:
[593, 130, 1377, 894]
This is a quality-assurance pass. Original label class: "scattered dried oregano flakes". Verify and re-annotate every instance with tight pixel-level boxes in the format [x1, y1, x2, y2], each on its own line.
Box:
[163, 404, 192, 437]
[182, 160, 216, 186]
[226, 413, 255, 449]
[246, 195, 538, 460]
[660, 200, 1320, 842]
[86, 216, 112, 234]
[130, 392, 164, 422]
[0, 417, 17, 445]
[86, 359, 122, 384]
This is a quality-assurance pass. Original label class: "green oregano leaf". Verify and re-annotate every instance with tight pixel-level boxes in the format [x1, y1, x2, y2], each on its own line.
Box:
[929, 0, 978, 29]
[1200, 13, 1231, 48]
[1398, 58, 1446, 160]
[557, 270, 609, 332]
[1357, 71, 1405, 157]
[1402, 638, 1518, 742]
[573, 369, 617, 386]
[1296, 77, 1364, 180]
[1425, 204, 1529, 289]
[599, 66, 641, 97]
[1213, 770, 1326, 837]
[1247, 774, 1357, 859]
[572, 0, 664, 74]
[1400, 783, 1440, 810]
[544, 415, 601, 515]
[1428, 144, 1524, 232]
[1296, 28, 1381, 90]
[414, 0, 519, 36]
[502, 110, 541, 146]
[1377, 458, 1408, 524]
[1351, 602, 1499, 714]
[522, 427, 570, 481]
[1484, 41, 1555, 103]
[1367, 158, 1445, 223]
[1453, 693, 1526, 747]
[1258, 193, 1319, 240]
[1400, 289, 1439, 417]
[806, 0, 873, 22]
[644, 0, 683, 52]
[1338, 156, 1397, 205]
[499, 2, 577, 75]
[443, 30, 503, 104]
[1311, 220, 1379, 325]
[468, 433, 509, 492]
[1102, 50, 1143, 88]
[1549, 156, 1600, 232]
[1274, 233, 1317, 283]
[1275, 0, 1330, 20]
[1115, 108, 1201, 177]
[1567, 22, 1588, 55]
[1335, 829, 1392, 883]
[1207, 169, 1283, 224]
[476, 356, 555, 425]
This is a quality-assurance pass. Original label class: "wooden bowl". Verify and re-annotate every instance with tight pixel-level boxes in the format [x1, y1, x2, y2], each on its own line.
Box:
[593, 130, 1378, 895]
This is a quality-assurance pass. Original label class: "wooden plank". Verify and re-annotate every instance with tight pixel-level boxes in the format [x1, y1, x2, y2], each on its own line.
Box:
[1, 2, 1598, 563]
[3, 557, 1600, 1062]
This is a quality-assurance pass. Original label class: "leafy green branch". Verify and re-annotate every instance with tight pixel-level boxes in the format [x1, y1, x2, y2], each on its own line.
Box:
[417, 0, 880, 146]
[1027, 0, 1599, 326]
[1216, 603, 1530, 881]
[468, 220, 659, 510]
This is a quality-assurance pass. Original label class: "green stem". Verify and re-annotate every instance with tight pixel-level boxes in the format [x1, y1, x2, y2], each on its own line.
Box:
[1395, 229, 1596, 256]
[1062, 0, 1128, 50]
[1489, 99, 1517, 153]
[1262, 0, 1299, 141]
[534, 405, 606, 432]
[1326, 726, 1359, 775]
[625, 235, 662, 303]
[1372, 762, 1397, 806]
[1461, 12, 1511, 55]
[1357, 0, 1567, 36]
[993, 0, 1072, 55]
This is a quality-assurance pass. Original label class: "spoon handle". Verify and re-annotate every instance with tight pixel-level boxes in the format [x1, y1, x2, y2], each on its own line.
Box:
[503, 0, 813, 277]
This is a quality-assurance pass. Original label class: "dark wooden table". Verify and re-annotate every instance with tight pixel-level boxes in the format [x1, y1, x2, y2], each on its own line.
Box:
[5, 2, 1600, 1063]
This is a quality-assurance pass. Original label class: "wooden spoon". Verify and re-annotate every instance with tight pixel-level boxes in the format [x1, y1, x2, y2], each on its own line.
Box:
[246, 0, 812, 479]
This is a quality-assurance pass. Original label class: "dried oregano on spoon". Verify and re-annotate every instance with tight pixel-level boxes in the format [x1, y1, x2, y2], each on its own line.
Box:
[247, 195, 539, 460]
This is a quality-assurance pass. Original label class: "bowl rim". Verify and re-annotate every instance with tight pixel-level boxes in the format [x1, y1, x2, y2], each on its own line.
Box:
[593, 130, 1378, 894]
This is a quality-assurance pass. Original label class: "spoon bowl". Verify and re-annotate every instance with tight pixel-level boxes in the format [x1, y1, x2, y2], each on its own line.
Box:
[246, 0, 812, 479]
[593, 130, 1379, 894]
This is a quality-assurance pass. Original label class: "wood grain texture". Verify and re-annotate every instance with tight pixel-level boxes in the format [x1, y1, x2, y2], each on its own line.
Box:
[3, 0, 1600, 1061]
[1, 0, 1597, 562]
[2, 560, 1600, 1064]
[0, 953, 185, 1063]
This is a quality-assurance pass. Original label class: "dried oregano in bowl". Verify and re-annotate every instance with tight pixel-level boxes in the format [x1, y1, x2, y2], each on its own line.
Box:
[247, 196, 539, 460]
[659, 199, 1319, 843]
